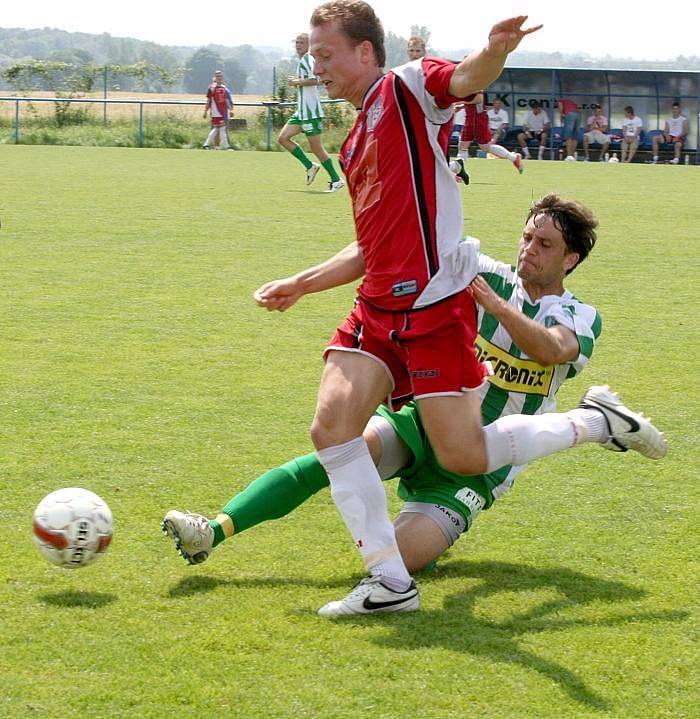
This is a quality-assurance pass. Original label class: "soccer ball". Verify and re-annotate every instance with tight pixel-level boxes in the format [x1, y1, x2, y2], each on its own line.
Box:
[33, 488, 113, 568]
[564, 155, 577, 162]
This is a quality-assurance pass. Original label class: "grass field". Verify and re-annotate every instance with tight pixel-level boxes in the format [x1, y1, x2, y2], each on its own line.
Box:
[1, 146, 698, 718]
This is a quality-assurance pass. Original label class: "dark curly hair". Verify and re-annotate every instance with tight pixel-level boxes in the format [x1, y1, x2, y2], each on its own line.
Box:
[527, 194, 598, 274]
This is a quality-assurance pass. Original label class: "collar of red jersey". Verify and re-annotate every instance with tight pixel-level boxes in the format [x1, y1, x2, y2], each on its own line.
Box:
[358, 74, 385, 111]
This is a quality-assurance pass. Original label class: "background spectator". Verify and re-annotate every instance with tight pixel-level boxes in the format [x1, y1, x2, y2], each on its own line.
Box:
[652, 101, 688, 164]
[517, 101, 551, 160]
[583, 104, 611, 161]
[487, 98, 509, 143]
[620, 105, 642, 163]
[557, 97, 581, 160]
[406, 36, 426, 61]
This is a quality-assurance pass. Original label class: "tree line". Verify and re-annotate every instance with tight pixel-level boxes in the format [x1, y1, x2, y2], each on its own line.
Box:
[1, 25, 698, 97]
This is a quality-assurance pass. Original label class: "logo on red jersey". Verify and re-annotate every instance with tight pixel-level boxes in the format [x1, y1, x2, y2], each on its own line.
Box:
[366, 96, 384, 131]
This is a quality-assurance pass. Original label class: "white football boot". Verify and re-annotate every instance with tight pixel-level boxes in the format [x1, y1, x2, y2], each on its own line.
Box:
[305, 162, 321, 186]
[579, 385, 667, 459]
[318, 575, 419, 617]
[162, 510, 214, 565]
[324, 179, 345, 193]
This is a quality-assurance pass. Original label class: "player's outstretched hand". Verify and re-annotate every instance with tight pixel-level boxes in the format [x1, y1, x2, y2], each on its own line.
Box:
[253, 278, 304, 312]
[487, 16, 543, 55]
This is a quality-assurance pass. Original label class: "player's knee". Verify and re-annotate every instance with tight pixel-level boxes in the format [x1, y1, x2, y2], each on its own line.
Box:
[310, 418, 331, 449]
[310, 414, 348, 450]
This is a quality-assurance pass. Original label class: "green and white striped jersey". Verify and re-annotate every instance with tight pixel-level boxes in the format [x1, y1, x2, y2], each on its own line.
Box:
[475, 253, 602, 427]
[295, 52, 324, 120]
[395, 250, 602, 512]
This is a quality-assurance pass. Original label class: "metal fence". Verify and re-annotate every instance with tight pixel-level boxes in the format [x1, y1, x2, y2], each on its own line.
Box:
[3, 66, 699, 158]
[0, 96, 347, 150]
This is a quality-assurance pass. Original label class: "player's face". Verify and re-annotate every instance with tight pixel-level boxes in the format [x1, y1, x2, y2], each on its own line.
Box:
[671, 105, 680, 117]
[310, 21, 376, 106]
[517, 214, 578, 287]
[295, 36, 309, 56]
[407, 44, 425, 60]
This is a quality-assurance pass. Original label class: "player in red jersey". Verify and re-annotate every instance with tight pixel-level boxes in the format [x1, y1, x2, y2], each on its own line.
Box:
[203, 70, 233, 150]
[453, 93, 523, 173]
[255, 0, 541, 616]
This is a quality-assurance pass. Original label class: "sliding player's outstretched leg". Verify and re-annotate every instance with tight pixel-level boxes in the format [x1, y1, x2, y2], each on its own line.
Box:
[579, 385, 667, 459]
[162, 510, 214, 565]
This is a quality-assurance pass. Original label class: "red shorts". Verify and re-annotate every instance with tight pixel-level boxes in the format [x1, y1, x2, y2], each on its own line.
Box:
[324, 291, 489, 407]
[460, 112, 491, 145]
[211, 117, 226, 127]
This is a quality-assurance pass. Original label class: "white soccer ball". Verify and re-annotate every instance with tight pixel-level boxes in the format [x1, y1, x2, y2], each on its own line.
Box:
[33, 488, 113, 568]
[608, 156, 620, 163]
[564, 155, 576, 162]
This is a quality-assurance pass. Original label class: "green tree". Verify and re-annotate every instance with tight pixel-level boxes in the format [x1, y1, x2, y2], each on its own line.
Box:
[384, 31, 409, 69]
[223, 58, 246, 93]
[183, 48, 223, 93]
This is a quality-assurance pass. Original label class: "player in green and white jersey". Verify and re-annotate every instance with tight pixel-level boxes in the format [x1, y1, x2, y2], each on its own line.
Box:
[163, 194, 666, 604]
[278, 33, 344, 193]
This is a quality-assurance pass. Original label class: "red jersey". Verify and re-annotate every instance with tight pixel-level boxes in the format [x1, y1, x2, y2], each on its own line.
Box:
[207, 83, 232, 122]
[558, 98, 579, 117]
[339, 58, 478, 311]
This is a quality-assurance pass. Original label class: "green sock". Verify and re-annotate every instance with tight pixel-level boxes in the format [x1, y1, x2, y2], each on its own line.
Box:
[291, 144, 312, 169]
[209, 520, 226, 548]
[220, 453, 330, 537]
[322, 158, 340, 182]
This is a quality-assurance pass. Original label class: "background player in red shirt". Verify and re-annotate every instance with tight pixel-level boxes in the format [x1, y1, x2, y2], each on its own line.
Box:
[453, 92, 523, 174]
[203, 70, 233, 150]
[255, 0, 541, 616]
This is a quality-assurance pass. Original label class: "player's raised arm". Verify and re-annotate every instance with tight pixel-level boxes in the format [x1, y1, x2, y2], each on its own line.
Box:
[253, 241, 365, 312]
[449, 16, 543, 98]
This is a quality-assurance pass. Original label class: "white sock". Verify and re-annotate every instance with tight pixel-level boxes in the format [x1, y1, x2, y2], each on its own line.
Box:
[522, 148, 530, 158]
[317, 437, 411, 590]
[487, 144, 516, 161]
[204, 127, 218, 147]
[538, 146, 545, 159]
[567, 408, 610, 442]
[458, 149, 469, 162]
[484, 412, 589, 472]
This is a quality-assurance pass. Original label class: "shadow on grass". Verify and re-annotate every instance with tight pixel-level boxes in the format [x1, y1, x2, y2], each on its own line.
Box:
[166, 573, 352, 598]
[38, 590, 117, 608]
[368, 560, 689, 712]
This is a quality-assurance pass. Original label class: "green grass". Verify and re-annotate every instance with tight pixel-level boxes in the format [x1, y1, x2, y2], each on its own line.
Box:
[1, 146, 698, 718]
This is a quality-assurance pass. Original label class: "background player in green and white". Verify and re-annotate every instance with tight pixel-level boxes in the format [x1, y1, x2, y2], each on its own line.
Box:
[278, 33, 344, 192]
[163, 194, 666, 611]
